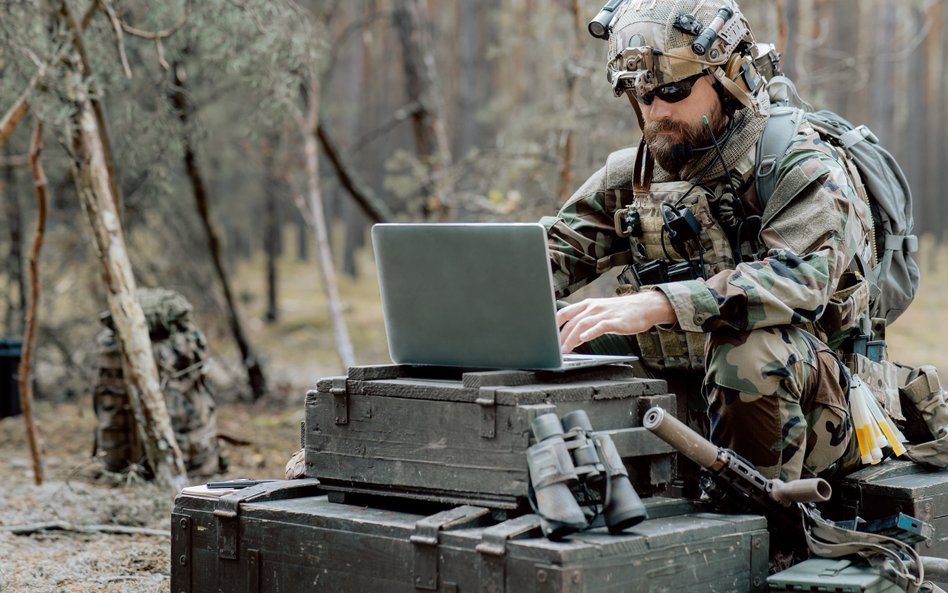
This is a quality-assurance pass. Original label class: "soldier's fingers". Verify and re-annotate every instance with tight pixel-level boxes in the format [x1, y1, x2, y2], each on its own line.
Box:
[560, 310, 607, 352]
[555, 300, 589, 328]
[578, 319, 617, 344]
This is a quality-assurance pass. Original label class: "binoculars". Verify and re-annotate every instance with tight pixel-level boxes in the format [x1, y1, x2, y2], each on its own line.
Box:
[526, 410, 647, 540]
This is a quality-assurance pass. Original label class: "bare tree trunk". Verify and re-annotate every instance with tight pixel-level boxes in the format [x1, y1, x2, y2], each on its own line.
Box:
[19, 120, 46, 485]
[263, 136, 280, 323]
[869, 2, 895, 145]
[558, 0, 583, 202]
[393, 0, 452, 219]
[296, 213, 309, 261]
[0, 60, 46, 149]
[72, 90, 186, 491]
[2, 145, 25, 334]
[904, 3, 925, 232]
[842, 0, 872, 127]
[301, 79, 355, 370]
[925, 0, 943, 242]
[58, 1, 185, 490]
[169, 61, 269, 401]
[316, 125, 391, 223]
[341, 203, 363, 278]
[60, 2, 124, 215]
[782, 0, 799, 80]
[776, 0, 788, 57]
[264, 197, 280, 323]
[456, 0, 479, 157]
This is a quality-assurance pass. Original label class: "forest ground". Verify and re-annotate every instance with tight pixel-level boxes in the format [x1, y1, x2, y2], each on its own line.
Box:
[0, 235, 945, 592]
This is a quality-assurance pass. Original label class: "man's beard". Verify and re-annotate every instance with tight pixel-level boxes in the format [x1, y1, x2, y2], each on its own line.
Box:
[643, 106, 728, 175]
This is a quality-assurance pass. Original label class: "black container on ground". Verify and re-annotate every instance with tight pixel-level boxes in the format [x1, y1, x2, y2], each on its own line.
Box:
[0, 337, 22, 419]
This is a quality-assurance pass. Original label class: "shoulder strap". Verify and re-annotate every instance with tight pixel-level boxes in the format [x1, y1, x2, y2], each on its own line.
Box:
[604, 146, 638, 191]
[755, 105, 805, 210]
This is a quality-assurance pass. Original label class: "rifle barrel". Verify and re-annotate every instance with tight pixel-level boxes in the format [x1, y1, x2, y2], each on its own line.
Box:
[643, 406, 719, 469]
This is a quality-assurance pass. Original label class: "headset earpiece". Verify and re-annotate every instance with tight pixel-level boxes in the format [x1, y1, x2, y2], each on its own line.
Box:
[713, 52, 765, 113]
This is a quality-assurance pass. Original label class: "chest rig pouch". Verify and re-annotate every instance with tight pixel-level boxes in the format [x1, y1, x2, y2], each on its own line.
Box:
[614, 181, 738, 287]
[612, 180, 740, 373]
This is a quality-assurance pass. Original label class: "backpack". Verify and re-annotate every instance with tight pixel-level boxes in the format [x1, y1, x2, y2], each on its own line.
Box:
[93, 288, 220, 476]
[755, 76, 920, 326]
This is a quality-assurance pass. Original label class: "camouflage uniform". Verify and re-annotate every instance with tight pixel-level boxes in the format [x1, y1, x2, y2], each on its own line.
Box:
[542, 98, 872, 483]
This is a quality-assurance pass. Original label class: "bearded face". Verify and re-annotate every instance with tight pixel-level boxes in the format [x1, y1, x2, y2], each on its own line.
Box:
[642, 99, 728, 174]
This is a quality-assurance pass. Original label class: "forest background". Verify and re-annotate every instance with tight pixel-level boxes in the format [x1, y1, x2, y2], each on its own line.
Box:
[1, 1, 947, 590]
[1, 0, 946, 420]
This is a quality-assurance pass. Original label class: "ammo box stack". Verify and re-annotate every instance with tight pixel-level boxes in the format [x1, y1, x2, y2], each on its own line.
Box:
[172, 363, 775, 593]
[305, 364, 677, 509]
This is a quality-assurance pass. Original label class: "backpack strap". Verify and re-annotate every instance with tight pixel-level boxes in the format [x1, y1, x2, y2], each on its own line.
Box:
[839, 124, 879, 149]
[604, 146, 638, 193]
[600, 146, 640, 273]
[755, 105, 805, 211]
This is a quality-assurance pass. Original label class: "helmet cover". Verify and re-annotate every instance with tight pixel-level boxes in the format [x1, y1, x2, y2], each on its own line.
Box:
[606, 0, 766, 114]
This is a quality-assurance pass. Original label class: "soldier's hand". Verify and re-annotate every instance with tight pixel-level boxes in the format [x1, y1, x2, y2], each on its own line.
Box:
[557, 292, 676, 352]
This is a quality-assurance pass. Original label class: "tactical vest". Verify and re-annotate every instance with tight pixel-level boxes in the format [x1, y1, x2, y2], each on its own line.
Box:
[92, 288, 220, 476]
[599, 120, 872, 374]
[600, 141, 761, 372]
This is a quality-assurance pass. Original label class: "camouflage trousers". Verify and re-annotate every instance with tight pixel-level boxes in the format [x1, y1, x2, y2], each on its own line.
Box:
[704, 326, 861, 482]
[585, 326, 861, 482]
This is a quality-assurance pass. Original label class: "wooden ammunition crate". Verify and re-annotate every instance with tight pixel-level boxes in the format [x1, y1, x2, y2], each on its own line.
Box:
[171, 480, 770, 593]
[304, 364, 677, 508]
[830, 459, 948, 560]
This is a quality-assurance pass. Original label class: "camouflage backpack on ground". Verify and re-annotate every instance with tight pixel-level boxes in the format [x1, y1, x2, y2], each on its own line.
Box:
[93, 288, 220, 476]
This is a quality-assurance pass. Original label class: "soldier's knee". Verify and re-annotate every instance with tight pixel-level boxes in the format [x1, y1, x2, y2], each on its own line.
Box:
[705, 327, 809, 399]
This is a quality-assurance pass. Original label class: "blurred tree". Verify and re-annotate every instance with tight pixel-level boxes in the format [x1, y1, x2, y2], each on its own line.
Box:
[557, 0, 584, 203]
[393, 0, 452, 219]
[169, 56, 270, 400]
[262, 132, 283, 322]
[58, 0, 186, 489]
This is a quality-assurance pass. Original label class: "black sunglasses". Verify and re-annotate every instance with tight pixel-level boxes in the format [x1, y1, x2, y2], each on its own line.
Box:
[633, 71, 707, 106]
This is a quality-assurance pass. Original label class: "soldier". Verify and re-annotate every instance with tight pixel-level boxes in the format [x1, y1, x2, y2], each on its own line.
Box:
[543, 0, 873, 483]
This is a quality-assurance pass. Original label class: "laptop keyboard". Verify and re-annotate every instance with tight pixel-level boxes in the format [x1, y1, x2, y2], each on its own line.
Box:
[559, 353, 637, 369]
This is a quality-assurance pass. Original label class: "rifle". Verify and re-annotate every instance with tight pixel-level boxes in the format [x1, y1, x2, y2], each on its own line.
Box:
[643, 406, 948, 592]
[642, 406, 832, 513]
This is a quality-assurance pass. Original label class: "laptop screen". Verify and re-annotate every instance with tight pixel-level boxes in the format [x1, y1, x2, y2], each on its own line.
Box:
[371, 223, 565, 369]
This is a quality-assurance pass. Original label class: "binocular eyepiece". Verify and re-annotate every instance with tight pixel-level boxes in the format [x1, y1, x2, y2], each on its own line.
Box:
[588, 0, 627, 40]
[526, 410, 647, 539]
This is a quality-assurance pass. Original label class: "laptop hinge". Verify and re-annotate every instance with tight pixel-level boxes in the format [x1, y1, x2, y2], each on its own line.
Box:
[331, 376, 349, 425]
[476, 388, 497, 439]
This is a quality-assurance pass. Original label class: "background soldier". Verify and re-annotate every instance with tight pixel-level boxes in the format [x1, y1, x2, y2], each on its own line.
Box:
[544, 0, 872, 483]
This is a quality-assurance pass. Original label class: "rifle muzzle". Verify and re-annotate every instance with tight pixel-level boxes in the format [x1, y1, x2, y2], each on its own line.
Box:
[769, 478, 833, 504]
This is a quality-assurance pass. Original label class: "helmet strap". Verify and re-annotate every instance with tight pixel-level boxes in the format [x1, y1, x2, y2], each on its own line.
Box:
[626, 91, 654, 194]
[625, 90, 646, 131]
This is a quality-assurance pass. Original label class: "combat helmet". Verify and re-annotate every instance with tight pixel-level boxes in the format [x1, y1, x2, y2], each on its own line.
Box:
[604, 0, 772, 117]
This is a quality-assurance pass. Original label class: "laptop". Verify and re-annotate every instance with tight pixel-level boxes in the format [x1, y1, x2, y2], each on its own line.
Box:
[370, 222, 638, 371]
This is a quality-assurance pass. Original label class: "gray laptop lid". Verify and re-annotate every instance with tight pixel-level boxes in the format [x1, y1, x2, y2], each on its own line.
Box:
[371, 223, 567, 369]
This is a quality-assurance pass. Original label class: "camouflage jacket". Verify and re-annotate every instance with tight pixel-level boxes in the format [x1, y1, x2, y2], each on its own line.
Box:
[542, 115, 874, 341]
